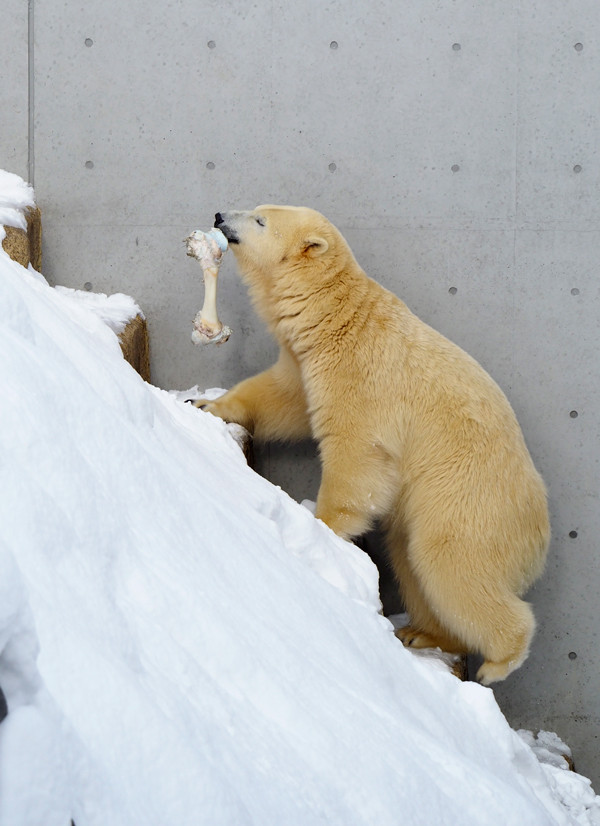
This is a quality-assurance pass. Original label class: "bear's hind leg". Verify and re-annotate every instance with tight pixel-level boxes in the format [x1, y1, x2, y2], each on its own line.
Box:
[387, 535, 467, 653]
[404, 533, 536, 684]
[474, 596, 535, 685]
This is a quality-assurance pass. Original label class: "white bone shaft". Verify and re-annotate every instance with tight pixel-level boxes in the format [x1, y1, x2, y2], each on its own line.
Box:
[200, 267, 221, 329]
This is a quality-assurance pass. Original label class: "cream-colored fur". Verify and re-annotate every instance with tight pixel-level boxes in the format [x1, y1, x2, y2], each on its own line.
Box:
[196, 205, 550, 684]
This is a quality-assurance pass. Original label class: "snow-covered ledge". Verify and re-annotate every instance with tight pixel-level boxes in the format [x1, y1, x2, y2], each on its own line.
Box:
[0, 169, 150, 382]
[0, 170, 40, 270]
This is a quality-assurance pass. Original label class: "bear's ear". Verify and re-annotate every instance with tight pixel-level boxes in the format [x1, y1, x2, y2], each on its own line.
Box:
[302, 235, 329, 257]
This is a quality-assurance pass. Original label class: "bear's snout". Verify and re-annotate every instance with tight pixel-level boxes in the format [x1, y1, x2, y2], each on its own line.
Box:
[214, 212, 239, 244]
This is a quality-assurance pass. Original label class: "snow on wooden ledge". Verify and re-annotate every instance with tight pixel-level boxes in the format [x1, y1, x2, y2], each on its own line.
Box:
[1, 168, 150, 383]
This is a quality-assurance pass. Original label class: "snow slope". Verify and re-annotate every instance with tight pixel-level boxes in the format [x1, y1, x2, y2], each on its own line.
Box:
[1, 172, 599, 825]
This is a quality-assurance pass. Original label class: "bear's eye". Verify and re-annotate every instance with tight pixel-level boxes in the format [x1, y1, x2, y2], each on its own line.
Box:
[255, 216, 266, 227]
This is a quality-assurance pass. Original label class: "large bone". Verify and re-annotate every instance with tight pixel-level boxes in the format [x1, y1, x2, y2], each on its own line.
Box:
[185, 228, 231, 345]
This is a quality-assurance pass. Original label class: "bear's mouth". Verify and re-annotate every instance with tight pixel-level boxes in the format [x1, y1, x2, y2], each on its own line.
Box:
[214, 213, 239, 244]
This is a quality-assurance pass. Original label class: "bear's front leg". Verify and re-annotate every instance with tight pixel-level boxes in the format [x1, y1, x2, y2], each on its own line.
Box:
[315, 437, 396, 541]
[194, 349, 312, 442]
[315, 496, 372, 542]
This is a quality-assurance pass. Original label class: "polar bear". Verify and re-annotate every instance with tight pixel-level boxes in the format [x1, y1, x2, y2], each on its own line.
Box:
[194, 205, 550, 685]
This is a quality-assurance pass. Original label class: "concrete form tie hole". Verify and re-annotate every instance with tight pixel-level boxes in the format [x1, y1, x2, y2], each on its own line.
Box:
[328, 162, 337, 173]
[207, 40, 216, 49]
[206, 162, 215, 170]
[569, 410, 579, 418]
[571, 288, 580, 295]
[574, 42, 583, 52]
[84, 38, 93, 47]
[568, 651, 578, 660]
[573, 164, 582, 174]
[451, 164, 460, 173]
[85, 161, 94, 169]
[448, 286, 458, 295]
[330, 41, 338, 50]
[569, 530, 578, 539]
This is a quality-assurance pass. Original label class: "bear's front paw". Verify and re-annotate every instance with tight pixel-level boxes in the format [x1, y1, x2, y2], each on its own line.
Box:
[188, 397, 250, 429]
[395, 625, 444, 650]
[187, 398, 212, 410]
[188, 399, 226, 419]
[476, 658, 516, 686]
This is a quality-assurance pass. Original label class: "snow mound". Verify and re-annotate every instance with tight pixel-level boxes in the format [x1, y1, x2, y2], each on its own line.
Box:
[54, 286, 143, 334]
[1, 170, 599, 825]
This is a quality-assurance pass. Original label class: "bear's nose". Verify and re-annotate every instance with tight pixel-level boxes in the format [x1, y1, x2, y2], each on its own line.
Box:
[214, 212, 224, 227]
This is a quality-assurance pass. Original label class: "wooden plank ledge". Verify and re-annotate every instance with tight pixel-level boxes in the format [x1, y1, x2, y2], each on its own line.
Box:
[118, 314, 151, 382]
[1, 206, 42, 270]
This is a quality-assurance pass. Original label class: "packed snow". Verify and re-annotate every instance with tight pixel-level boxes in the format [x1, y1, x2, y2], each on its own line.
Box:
[1, 171, 599, 825]
[53, 287, 142, 335]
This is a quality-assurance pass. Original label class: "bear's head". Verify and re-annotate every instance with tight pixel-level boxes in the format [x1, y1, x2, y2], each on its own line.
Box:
[213, 206, 363, 336]
[213, 205, 352, 281]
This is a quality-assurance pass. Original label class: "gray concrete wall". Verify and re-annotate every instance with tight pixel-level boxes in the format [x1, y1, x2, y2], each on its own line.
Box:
[3, 0, 599, 784]
[3, 0, 29, 180]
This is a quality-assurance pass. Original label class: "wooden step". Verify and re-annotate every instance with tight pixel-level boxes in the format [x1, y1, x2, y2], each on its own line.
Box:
[2, 206, 42, 271]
